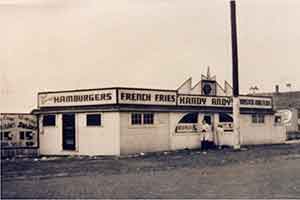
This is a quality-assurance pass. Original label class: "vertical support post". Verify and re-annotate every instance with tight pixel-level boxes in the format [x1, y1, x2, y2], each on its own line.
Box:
[230, 0, 241, 149]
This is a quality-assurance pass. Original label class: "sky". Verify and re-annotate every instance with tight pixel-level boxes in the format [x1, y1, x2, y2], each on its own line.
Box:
[0, 0, 299, 112]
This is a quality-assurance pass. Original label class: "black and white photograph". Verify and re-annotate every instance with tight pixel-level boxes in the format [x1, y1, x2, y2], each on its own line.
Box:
[1, 0, 300, 199]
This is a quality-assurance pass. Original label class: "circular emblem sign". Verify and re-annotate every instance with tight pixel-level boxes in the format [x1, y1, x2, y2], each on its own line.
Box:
[203, 84, 212, 95]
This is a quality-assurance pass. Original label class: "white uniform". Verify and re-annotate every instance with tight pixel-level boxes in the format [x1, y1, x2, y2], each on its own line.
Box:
[216, 126, 224, 146]
[202, 123, 211, 141]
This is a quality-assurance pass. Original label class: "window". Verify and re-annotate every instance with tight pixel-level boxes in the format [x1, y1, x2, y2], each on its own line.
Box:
[252, 114, 265, 124]
[219, 113, 233, 122]
[131, 113, 154, 125]
[20, 131, 25, 140]
[203, 115, 212, 125]
[43, 115, 56, 126]
[144, 113, 154, 124]
[179, 112, 198, 124]
[86, 114, 101, 126]
[131, 113, 142, 125]
[275, 115, 281, 124]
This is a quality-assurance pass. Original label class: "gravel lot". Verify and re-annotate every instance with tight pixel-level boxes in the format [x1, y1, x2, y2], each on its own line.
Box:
[2, 144, 300, 199]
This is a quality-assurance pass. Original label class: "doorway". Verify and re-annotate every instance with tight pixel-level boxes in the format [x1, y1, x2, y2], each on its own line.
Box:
[62, 113, 76, 151]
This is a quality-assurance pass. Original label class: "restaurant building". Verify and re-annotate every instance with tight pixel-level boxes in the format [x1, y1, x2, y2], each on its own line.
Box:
[32, 71, 286, 156]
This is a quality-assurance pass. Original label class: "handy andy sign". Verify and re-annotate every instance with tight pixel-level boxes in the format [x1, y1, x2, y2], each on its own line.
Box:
[178, 95, 272, 109]
[38, 89, 117, 108]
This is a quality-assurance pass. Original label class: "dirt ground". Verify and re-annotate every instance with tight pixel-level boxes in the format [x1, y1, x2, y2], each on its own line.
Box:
[2, 144, 300, 199]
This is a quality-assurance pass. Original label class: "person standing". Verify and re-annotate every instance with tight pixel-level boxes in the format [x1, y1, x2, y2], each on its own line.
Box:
[216, 124, 224, 149]
[201, 119, 210, 151]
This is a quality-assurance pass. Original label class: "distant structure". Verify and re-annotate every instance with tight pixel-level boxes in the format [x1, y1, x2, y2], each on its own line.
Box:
[0, 113, 38, 158]
[257, 85, 300, 139]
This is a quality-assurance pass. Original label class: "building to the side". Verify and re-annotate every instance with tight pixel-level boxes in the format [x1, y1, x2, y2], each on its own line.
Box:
[0, 113, 38, 158]
[32, 71, 286, 156]
[258, 86, 300, 140]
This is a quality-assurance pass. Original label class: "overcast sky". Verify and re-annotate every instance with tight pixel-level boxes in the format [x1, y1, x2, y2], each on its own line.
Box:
[0, 0, 299, 112]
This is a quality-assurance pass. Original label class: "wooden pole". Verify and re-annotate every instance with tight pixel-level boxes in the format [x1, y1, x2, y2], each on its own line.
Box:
[230, 0, 241, 149]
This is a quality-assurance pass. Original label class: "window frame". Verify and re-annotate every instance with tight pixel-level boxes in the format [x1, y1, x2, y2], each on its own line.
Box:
[143, 113, 154, 125]
[130, 112, 155, 127]
[86, 113, 102, 127]
[178, 112, 198, 124]
[43, 114, 56, 127]
[252, 114, 265, 124]
[131, 113, 143, 125]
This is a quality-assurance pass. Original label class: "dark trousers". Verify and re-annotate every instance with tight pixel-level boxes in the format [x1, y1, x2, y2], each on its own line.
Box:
[201, 140, 208, 150]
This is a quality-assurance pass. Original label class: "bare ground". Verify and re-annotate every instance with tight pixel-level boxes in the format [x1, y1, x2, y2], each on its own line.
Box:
[2, 144, 300, 199]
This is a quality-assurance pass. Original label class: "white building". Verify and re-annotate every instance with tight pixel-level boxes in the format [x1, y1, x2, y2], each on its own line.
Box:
[33, 71, 286, 156]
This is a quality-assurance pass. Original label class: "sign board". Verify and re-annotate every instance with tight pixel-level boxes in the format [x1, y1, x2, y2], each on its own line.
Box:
[37, 88, 272, 109]
[175, 123, 203, 133]
[178, 95, 232, 107]
[178, 95, 272, 109]
[38, 89, 117, 108]
[239, 96, 272, 109]
[118, 89, 177, 106]
[0, 114, 38, 148]
[218, 122, 234, 132]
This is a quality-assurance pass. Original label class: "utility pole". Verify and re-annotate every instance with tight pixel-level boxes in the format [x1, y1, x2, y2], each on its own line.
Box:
[230, 0, 241, 149]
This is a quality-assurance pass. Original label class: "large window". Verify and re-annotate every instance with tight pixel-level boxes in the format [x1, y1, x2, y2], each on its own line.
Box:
[131, 113, 142, 125]
[203, 115, 212, 125]
[252, 114, 265, 124]
[219, 113, 233, 123]
[131, 113, 154, 125]
[143, 113, 154, 124]
[43, 115, 56, 126]
[178, 112, 198, 124]
[86, 114, 101, 126]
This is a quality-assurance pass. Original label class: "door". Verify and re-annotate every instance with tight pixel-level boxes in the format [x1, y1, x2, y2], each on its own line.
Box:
[62, 113, 76, 150]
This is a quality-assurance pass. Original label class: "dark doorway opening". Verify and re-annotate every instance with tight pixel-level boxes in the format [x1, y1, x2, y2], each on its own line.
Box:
[62, 113, 76, 151]
[203, 115, 212, 125]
